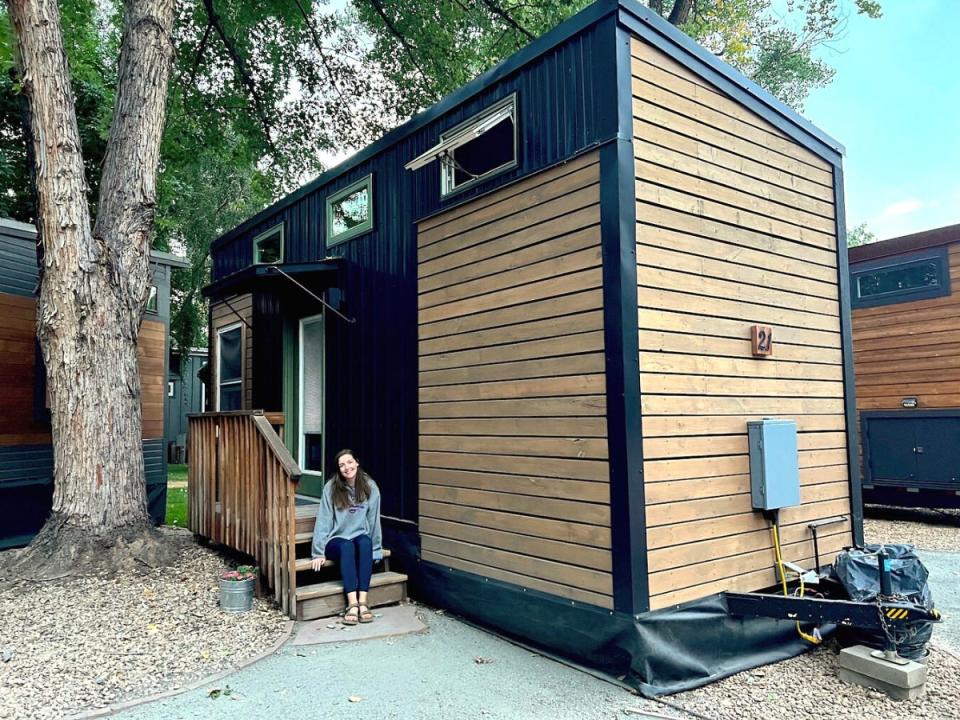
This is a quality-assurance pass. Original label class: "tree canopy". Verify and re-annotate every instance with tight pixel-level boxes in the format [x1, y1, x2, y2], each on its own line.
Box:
[2, 0, 882, 353]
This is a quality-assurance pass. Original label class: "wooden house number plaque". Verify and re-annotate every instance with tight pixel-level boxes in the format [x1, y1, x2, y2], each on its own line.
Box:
[751, 325, 773, 357]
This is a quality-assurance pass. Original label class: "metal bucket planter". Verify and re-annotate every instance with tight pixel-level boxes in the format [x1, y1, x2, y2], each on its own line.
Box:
[219, 578, 255, 613]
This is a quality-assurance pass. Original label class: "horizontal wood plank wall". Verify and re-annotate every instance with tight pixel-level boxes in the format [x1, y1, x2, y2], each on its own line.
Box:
[211, 294, 253, 410]
[417, 152, 613, 609]
[631, 38, 853, 610]
[139, 319, 166, 439]
[1, 293, 170, 444]
[852, 243, 960, 409]
[0, 292, 50, 446]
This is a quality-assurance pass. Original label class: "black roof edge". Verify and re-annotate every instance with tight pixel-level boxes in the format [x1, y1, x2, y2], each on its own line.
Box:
[211, 0, 619, 252]
[618, 0, 844, 164]
[849, 222, 960, 264]
[212, 0, 844, 253]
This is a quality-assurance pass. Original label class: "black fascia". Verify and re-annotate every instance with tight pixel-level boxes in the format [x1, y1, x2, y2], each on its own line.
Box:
[210, 0, 620, 253]
[598, 22, 649, 616]
[834, 167, 864, 546]
[617, 0, 843, 166]
[200, 260, 340, 299]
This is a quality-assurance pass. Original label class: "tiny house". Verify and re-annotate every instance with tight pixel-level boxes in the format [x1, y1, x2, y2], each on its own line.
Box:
[850, 223, 960, 509]
[0, 217, 187, 548]
[165, 347, 208, 463]
[192, 0, 860, 694]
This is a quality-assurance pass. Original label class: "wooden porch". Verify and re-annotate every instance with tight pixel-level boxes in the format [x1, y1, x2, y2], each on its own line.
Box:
[187, 411, 407, 619]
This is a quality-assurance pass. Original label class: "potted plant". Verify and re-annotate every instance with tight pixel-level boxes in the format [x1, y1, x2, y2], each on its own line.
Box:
[219, 565, 257, 613]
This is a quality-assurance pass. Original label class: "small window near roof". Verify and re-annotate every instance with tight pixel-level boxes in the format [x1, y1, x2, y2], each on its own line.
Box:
[254, 224, 284, 264]
[850, 247, 950, 309]
[441, 96, 517, 196]
[326, 175, 373, 246]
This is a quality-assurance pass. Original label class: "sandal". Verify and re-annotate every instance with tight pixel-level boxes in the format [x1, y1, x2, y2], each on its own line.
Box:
[358, 604, 374, 624]
[342, 603, 360, 626]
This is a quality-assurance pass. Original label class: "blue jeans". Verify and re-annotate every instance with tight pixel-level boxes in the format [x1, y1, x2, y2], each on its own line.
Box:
[325, 535, 373, 594]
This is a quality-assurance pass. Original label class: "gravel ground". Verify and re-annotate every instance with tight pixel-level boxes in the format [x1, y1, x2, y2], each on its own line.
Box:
[669, 644, 960, 720]
[864, 506, 960, 552]
[0, 529, 289, 720]
[662, 505, 960, 720]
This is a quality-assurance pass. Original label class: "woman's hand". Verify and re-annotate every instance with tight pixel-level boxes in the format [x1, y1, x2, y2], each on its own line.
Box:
[311, 556, 326, 571]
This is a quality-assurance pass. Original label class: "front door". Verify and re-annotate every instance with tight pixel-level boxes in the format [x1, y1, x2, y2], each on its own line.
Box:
[299, 314, 324, 491]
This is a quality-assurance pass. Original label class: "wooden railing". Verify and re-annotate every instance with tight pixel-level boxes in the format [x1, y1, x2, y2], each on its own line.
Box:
[187, 411, 301, 615]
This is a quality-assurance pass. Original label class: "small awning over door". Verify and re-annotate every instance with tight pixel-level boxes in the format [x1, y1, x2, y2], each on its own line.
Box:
[201, 260, 341, 300]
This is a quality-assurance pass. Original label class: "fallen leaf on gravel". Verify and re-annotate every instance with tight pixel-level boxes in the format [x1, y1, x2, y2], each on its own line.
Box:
[146, 624, 158, 634]
[474, 656, 494, 664]
[348, 695, 363, 703]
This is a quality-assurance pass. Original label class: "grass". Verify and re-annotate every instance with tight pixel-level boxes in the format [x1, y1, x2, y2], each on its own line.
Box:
[165, 464, 188, 528]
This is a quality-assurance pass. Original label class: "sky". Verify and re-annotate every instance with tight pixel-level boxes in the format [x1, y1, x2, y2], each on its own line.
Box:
[802, 0, 960, 241]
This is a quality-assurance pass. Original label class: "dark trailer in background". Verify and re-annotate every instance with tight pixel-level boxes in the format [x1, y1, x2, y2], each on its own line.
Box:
[165, 347, 208, 464]
[0, 217, 187, 548]
[197, 0, 860, 695]
[850, 223, 960, 509]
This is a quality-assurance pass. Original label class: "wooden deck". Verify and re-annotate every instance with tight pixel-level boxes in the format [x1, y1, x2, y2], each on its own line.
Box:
[188, 411, 406, 619]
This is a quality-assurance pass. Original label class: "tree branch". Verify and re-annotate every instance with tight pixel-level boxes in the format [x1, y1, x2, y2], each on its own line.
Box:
[366, 0, 428, 80]
[291, 0, 350, 108]
[668, 0, 694, 25]
[201, 0, 279, 157]
[185, 22, 213, 91]
[480, 0, 535, 40]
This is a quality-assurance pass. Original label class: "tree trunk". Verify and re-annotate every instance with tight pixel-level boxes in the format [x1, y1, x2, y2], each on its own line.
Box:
[6, 0, 179, 576]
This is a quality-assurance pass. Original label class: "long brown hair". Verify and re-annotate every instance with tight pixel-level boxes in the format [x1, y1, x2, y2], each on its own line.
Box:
[329, 448, 371, 510]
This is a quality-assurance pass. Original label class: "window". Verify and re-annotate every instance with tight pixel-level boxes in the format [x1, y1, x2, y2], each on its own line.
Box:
[405, 95, 518, 196]
[254, 224, 284, 264]
[326, 175, 373, 246]
[146, 285, 158, 313]
[299, 315, 324, 475]
[217, 323, 242, 411]
[167, 381, 175, 398]
[850, 247, 950, 309]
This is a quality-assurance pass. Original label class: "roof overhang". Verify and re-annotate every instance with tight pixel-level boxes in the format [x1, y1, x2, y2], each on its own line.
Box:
[201, 260, 341, 299]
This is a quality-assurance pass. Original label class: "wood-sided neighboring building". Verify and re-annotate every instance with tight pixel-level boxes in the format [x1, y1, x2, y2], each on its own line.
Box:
[850, 223, 960, 509]
[200, 0, 859, 694]
[0, 217, 187, 548]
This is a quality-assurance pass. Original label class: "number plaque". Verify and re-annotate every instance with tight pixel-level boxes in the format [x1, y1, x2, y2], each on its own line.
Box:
[752, 325, 773, 357]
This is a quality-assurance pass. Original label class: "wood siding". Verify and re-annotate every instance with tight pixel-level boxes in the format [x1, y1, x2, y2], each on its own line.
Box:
[211, 294, 253, 410]
[417, 152, 613, 608]
[852, 244, 960, 410]
[1, 292, 168, 444]
[631, 38, 852, 610]
[0, 292, 49, 446]
[139, 319, 166, 439]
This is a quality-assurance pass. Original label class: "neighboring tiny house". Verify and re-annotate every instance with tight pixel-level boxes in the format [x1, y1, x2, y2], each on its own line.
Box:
[197, 0, 859, 693]
[850, 222, 960, 509]
[165, 347, 208, 463]
[0, 217, 187, 548]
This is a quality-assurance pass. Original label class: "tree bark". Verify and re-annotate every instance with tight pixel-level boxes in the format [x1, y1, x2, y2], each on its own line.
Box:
[6, 0, 178, 575]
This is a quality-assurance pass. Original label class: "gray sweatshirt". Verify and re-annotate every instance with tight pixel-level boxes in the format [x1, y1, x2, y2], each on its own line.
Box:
[311, 476, 383, 561]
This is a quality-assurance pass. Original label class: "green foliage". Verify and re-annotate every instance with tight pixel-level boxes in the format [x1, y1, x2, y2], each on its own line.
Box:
[165, 486, 187, 527]
[847, 221, 878, 247]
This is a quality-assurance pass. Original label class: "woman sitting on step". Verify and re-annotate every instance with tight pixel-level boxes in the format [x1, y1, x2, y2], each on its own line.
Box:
[311, 449, 383, 625]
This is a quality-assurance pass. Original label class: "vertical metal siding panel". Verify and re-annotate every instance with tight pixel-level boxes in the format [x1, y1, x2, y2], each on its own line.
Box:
[208, 25, 611, 522]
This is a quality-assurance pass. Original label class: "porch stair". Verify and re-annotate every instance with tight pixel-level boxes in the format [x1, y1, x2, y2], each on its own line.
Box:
[293, 503, 407, 621]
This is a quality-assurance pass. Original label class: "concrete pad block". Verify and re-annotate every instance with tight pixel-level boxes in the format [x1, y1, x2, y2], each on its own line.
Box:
[837, 667, 926, 701]
[291, 603, 427, 646]
[837, 645, 927, 689]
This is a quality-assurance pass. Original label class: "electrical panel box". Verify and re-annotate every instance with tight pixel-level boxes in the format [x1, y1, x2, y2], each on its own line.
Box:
[747, 419, 800, 511]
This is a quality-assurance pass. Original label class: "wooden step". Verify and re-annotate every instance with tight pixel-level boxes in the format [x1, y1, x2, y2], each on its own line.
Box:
[296, 571, 407, 620]
[294, 549, 391, 572]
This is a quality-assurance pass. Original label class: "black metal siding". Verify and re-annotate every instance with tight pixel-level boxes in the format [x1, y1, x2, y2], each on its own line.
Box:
[211, 19, 619, 522]
[0, 441, 168, 548]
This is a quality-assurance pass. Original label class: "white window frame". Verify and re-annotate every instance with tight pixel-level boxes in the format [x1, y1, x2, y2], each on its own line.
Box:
[405, 94, 518, 197]
[215, 322, 243, 411]
[298, 313, 325, 478]
[253, 223, 285, 264]
[326, 175, 374, 247]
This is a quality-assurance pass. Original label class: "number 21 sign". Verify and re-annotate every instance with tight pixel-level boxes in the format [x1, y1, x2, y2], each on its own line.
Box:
[752, 325, 773, 357]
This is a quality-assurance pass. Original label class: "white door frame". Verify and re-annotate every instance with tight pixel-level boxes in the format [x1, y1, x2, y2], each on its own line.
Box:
[298, 313, 325, 479]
